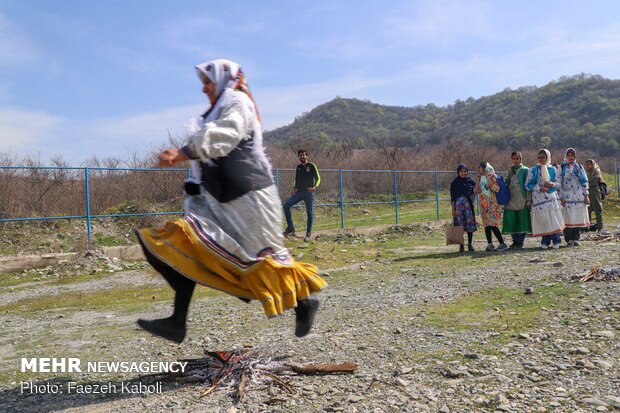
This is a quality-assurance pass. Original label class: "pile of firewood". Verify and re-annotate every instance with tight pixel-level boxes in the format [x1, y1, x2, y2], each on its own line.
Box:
[580, 232, 619, 243]
[579, 266, 620, 282]
[168, 349, 357, 401]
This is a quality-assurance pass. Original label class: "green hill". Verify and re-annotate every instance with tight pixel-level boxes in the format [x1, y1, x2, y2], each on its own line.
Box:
[264, 74, 620, 155]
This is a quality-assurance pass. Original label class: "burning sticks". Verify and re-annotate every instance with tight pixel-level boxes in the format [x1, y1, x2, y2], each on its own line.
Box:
[579, 266, 620, 282]
[173, 349, 358, 400]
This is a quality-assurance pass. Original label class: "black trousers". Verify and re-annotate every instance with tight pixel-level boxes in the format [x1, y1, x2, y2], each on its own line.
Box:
[563, 227, 582, 242]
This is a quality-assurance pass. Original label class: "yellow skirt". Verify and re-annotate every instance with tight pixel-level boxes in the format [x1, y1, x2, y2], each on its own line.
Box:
[137, 217, 326, 318]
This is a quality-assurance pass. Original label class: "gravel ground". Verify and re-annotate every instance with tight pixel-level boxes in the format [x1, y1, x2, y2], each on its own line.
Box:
[0, 226, 618, 413]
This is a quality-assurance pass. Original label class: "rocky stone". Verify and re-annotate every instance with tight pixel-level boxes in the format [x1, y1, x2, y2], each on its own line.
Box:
[346, 395, 364, 403]
[592, 330, 615, 338]
[581, 397, 609, 407]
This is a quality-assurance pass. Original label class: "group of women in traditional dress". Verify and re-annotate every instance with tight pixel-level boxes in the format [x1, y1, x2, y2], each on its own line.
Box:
[451, 148, 604, 252]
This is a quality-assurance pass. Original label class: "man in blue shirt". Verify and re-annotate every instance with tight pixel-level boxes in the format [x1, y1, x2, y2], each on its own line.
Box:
[283, 150, 321, 242]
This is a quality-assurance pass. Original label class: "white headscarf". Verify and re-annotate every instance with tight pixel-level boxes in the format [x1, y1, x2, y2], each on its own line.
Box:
[538, 149, 551, 183]
[479, 162, 495, 197]
[195, 59, 260, 122]
[195, 59, 241, 97]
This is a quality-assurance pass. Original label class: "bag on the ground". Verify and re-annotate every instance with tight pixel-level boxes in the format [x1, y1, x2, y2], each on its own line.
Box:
[445, 224, 464, 245]
[600, 182, 608, 200]
[495, 175, 510, 205]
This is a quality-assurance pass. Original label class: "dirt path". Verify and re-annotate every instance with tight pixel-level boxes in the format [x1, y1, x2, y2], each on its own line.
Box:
[0, 229, 618, 413]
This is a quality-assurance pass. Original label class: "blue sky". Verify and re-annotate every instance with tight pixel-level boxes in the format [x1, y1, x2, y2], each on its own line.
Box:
[2, 0, 620, 163]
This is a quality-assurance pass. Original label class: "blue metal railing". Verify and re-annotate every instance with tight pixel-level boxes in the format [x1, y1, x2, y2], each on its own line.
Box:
[8, 164, 618, 248]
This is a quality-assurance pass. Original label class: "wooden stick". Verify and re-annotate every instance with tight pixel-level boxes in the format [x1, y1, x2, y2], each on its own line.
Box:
[288, 362, 358, 375]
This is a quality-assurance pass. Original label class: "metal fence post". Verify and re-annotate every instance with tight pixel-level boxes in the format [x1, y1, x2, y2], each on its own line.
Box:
[187, 168, 191, 179]
[616, 162, 619, 199]
[84, 167, 92, 250]
[339, 169, 345, 228]
[435, 170, 440, 221]
[274, 168, 279, 190]
[393, 170, 399, 224]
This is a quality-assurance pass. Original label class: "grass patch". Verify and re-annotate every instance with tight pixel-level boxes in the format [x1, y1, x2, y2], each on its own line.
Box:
[93, 232, 126, 247]
[0, 284, 221, 316]
[422, 283, 580, 335]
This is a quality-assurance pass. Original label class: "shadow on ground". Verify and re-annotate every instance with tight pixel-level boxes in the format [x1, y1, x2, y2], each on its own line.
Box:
[0, 375, 191, 413]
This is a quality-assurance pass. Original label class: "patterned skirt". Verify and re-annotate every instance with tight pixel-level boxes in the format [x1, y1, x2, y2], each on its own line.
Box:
[454, 196, 477, 232]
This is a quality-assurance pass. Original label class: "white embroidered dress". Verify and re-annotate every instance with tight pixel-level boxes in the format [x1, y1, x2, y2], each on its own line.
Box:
[526, 165, 565, 237]
[560, 163, 590, 228]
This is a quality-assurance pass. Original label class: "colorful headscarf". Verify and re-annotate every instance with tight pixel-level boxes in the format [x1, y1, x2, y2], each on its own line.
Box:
[479, 162, 495, 197]
[561, 148, 587, 184]
[195, 59, 261, 122]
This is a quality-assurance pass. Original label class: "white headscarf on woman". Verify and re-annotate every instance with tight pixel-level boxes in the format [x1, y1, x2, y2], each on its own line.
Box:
[538, 149, 551, 183]
[194, 59, 260, 122]
[479, 162, 496, 197]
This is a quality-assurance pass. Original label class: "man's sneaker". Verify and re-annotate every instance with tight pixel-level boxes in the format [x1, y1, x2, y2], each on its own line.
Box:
[459, 244, 465, 253]
[485, 243, 495, 252]
[566, 240, 574, 247]
[304, 232, 312, 242]
[541, 244, 549, 250]
[283, 228, 296, 237]
[552, 243, 561, 249]
[468, 244, 475, 252]
[573, 240, 581, 246]
[497, 243, 509, 252]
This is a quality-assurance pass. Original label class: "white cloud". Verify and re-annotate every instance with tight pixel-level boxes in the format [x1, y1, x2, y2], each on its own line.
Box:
[0, 107, 64, 152]
[382, 0, 495, 43]
[0, 11, 37, 67]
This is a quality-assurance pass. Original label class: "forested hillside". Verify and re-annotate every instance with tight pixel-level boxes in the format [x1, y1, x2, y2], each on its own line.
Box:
[265, 74, 620, 155]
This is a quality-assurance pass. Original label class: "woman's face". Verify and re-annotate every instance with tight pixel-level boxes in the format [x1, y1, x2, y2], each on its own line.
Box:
[201, 76, 217, 105]
[511, 154, 521, 166]
[478, 165, 485, 175]
[537, 153, 547, 164]
[458, 168, 468, 178]
[566, 152, 576, 163]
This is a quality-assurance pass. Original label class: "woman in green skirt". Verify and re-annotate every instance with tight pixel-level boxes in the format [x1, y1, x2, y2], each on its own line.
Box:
[502, 151, 532, 248]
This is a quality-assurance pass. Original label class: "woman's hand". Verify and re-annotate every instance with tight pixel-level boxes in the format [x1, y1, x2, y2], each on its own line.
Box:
[158, 149, 189, 167]
[544, 181, 553, 188]
[584, 195, 590, 204]
[541, 186, 548, 193]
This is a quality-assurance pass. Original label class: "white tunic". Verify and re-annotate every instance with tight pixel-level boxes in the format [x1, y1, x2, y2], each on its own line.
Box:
[560, 163, 590, 227]
[183, 89, 287, 260]
[526, 165, 565, 237]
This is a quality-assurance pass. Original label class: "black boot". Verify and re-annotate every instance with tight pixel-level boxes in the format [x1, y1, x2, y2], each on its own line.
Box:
[294, 296, 320, 337]
[137, 317, 186, 343]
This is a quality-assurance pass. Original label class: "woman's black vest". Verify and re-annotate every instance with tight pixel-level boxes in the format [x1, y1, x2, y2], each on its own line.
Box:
[199, 137, 273, 203]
